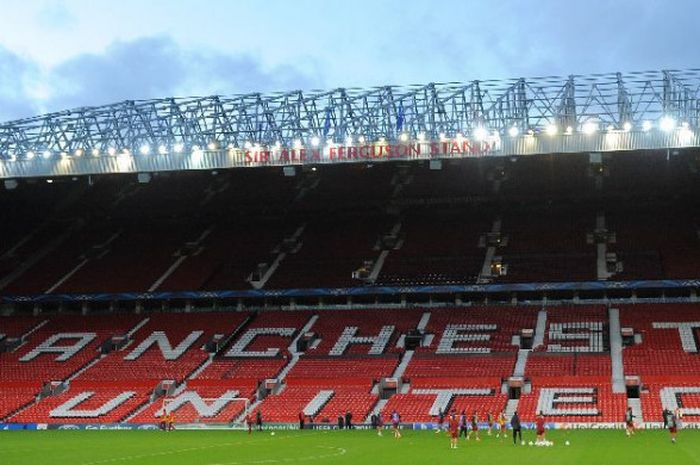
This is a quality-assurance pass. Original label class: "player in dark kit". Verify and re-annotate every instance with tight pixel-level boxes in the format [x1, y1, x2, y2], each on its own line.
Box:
[468, 411, 480, 441]
[459, 411, 468, 438]
[625, 407, 636, 437]
[511, 411, 522, 445]
[436, 408, 445, 434]
[391, 410, 402, 439]
[246, 412, 253, 434]
[256, 410, 263, 431]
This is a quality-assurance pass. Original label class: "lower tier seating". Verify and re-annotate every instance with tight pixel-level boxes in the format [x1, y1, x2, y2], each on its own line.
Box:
[11, 381, 155, 424]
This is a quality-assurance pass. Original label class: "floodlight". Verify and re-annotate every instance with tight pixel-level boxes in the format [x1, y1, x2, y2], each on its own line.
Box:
[582, 122, 597, 135]
[660, 116, 676, 132]
[473, 126, 488, 141]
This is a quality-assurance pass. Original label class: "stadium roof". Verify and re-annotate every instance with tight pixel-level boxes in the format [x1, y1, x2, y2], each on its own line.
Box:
[0, 69, 699, 179]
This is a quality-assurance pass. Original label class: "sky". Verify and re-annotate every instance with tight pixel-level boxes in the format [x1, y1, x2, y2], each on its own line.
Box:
[0, 0, 697, 122]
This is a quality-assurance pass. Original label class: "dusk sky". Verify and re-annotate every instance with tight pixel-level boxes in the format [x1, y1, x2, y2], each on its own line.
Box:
[0, 0, 697, 122]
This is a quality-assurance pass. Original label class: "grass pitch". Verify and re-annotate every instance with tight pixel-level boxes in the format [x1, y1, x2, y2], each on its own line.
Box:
[1, 428, 697, 465]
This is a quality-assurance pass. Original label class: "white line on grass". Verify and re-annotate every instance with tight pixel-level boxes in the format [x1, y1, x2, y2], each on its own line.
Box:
[208, 445, 348, 465]
[78, 432, 322, 465]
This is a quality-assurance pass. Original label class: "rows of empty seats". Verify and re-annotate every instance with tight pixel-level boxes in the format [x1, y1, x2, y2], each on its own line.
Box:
[130, 380, 256, 424]
[639, 382, 700, 423]
[418, 307, 539, 353]
[405, 355, 516, 379]
[287, 358, 398, 381]
[308, 308, 423, 356]
[76, 312, 249, 383]
[12, 381, 155, 424]
[1, 314, 142, 382]
[375, 210, 489, 286]
[496, 209, 597, 283]
[517, 382, 627, 423]
[0, 382, 42, 420]
[5, 304, 700, 424]
[620, 304, 700, 377]
[382, 384, 507, 423]
[252, 383, 377, 423]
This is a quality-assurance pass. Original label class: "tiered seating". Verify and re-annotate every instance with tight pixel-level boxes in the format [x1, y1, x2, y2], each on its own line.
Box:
[10, 380, 154, 424]
[0, 314, 142, 382]
[0, 316, 43, 339]
[76, 312, 249, 383]
[399, 160, 492, 199]
[197, 358, 287, 381]
[307, 308, 423, 356]
[382, 381, 507, 423]
[3, 223, 120, 295]
[405, 355, 515, 379]
[526, 354, 611, 377]
[254, 382, 376, 423]
[609, 207, 700, 280]
[376, 210, 489, 286]
[0, 382, 42, 420]
[517, 381, 627, 423]
[130, 379, 256, 424]
[498, 208, 596, 283]
[0, 180, 85, 285]
[158, 219, 287, 291]
[295, 164, 395, 212]
[55, 221, 203, 293]
[527, 305, 611, 377]
[621, 304, 700, 377]
[266, 216, 389, 289]
[639, 381, 700, 423]
[197, 310, 312, 380]
[313, 386, 377, 424]
[418, 306, 538, 354]
[287, 358, 398, 381]
[499, 154, 592, 199]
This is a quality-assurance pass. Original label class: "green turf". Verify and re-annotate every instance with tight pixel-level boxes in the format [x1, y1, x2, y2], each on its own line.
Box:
[0, 429, 697, 465]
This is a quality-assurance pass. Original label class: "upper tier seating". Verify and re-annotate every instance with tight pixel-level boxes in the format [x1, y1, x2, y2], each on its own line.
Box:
[375, 210, 489, 286]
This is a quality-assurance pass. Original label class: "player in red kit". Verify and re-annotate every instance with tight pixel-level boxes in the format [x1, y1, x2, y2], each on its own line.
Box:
[535, 412, 546, 445]
[449, 413, 459, 449]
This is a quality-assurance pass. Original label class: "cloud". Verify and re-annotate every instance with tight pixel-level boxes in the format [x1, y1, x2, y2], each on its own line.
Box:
[0, 35, 322, 122]
[0, 46, 40, 122]
[36, 2, 76, 30]
[46, 36, 322, 112]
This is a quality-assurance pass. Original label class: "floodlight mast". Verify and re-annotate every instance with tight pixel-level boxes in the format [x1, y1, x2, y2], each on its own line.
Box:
[0, 69, 698, 179]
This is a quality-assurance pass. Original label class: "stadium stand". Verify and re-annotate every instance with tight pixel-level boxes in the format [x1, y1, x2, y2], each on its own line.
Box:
[3, 149, 700, 427]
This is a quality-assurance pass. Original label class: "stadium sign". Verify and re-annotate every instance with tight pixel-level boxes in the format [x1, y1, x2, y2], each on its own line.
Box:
[243, 140, 496, 165]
